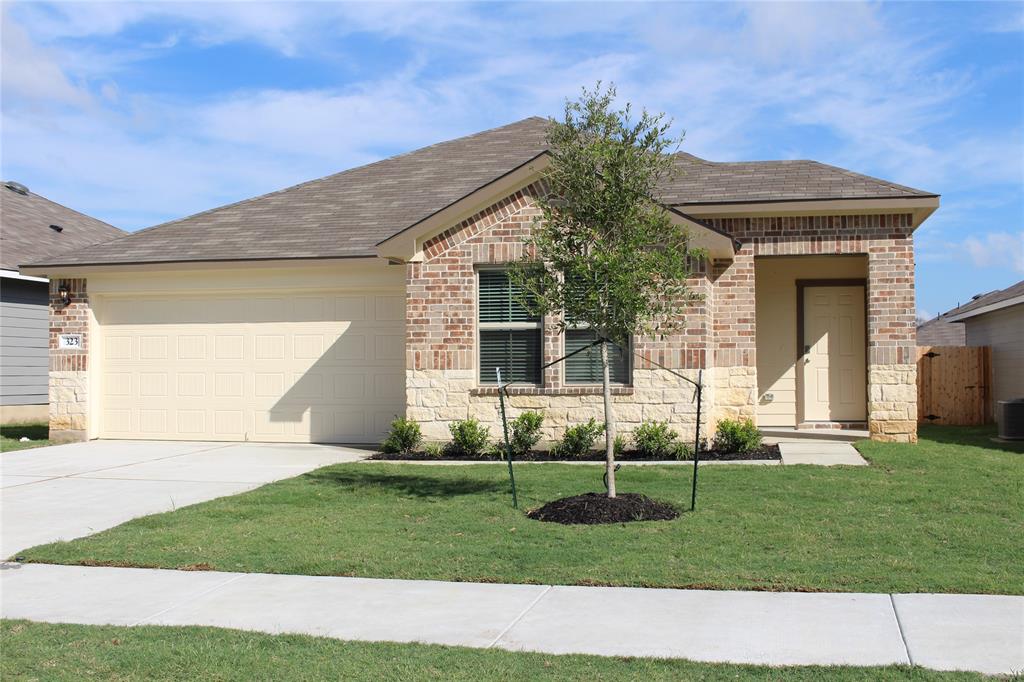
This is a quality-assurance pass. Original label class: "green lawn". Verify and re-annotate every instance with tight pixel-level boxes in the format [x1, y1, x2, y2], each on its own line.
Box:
[17, 425, 1023, 594]
[0, 620, 985, 681]
[0, 422, 50, 452]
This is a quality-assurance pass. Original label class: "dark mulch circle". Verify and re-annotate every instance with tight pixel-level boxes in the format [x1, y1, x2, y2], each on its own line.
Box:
[527, 492, 679, 525]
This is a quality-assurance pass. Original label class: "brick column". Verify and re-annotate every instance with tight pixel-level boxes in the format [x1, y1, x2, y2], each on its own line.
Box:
[709, 247, 758, 425]
[867, 231, 918, 442]
[49, 278, 90, 443]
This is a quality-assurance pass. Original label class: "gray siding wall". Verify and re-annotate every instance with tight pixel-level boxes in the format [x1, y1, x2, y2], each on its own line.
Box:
[1, 278, 48, 406]
[964, 304, 1024, 423]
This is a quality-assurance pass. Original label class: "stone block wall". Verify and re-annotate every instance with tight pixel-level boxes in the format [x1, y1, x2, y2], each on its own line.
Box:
[710, 366, 758, 423]
[48, 278, 90, 443]
[407, 367, 711, 444]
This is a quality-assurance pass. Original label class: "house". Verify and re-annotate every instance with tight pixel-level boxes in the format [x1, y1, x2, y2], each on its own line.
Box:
[22, 118, 938, 445]
[941, 280, 1024, 423]
[916, 313, 966, 346]
[1, 181, 124, 424]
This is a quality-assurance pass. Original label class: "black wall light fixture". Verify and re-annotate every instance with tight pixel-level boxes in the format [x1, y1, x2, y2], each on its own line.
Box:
[57, 282, 71, 307]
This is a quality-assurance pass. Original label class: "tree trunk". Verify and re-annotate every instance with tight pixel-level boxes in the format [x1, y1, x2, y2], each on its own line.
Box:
[601, 340, 617, 498]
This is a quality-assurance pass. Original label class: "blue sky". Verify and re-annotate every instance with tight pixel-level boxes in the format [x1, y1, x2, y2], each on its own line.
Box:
[2, 1, 1021, 317]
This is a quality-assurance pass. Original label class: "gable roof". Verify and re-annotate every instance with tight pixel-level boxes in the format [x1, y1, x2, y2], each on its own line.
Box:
[25, 118, 551, 269]
[1, 182, 124, 272]
[943, 280, 1024, 322]
[24, 117, 936, 270]
[660, 153, 936, 205]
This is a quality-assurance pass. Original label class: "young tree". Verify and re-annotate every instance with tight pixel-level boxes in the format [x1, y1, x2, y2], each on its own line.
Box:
[512, 84, 704, 498]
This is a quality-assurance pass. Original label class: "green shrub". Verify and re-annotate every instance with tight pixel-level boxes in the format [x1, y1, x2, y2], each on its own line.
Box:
[633, 420, 688, 459]
[674, 442, 694, 460]
[423, 442, 444, 458]
[508, 411, 544, 457]
[446, 418, 491, 458]
[614, 433, 626, 457]
[712, 418, 762, 454]
[380, 417, 422, 455]
[551, 419, 605, 458]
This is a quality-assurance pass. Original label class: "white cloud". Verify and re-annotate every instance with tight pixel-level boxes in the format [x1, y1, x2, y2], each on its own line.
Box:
[740, 2, 882, 63]
[980, 5, 1024, 34]
[0, 6, 90, 107]
[1, 0, 1020, 242]
[962, 232, 1024, 274]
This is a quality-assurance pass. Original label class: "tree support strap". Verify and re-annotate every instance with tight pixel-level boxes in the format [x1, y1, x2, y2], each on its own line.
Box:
[498, 336, 707, 512]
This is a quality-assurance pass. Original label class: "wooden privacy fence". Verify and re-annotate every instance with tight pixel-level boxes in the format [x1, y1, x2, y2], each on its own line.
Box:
[917, 346, 992, 426]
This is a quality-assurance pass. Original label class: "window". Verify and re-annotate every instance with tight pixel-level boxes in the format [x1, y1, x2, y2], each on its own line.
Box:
[478, 269, 542, 384]
[564, 329, 630, 384]
[560, 272, 630, 384]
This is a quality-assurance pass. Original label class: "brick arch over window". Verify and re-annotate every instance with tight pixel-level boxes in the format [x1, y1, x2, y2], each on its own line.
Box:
[406, 183, 545, 374]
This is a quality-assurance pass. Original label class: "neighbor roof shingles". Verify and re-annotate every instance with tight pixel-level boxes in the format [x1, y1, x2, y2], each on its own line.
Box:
[1, 184, 124, 272]
[25, 117, 936, 268]
[942, 280, 1024, 320]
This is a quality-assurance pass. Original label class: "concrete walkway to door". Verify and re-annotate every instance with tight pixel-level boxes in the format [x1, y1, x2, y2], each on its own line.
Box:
[0, 440, 369, 557]
[2, 563, 1021, 676]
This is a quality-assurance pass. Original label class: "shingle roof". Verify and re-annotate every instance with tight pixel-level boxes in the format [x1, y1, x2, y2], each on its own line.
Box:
[942, 280, 1024, 321]
[658, 153, 936, 205]
[25, 117, 936, 269]
[26, 118, 551, 268]
[1, 182, 124, 272]
[916, 315, 966, 346]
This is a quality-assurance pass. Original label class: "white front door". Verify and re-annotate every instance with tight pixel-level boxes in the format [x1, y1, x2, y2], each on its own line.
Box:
[801, 285, 866, 422]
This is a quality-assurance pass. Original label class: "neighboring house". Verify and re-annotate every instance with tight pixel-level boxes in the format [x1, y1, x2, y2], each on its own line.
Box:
[23, 118, 938, 445]
[1, 181, 124, 424]
[942, 281, 1024, 423]
[916, 313, 966, 346]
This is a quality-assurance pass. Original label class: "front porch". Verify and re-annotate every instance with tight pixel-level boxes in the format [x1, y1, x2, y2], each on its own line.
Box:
[750, 252, 916, 442]
[755, 254, 869, 430]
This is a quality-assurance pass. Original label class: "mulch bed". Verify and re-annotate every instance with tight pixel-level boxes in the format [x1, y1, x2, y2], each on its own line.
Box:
[527, 492, 679, 525]
[690, 445, 780, 461]
[371, 444, 780, 462]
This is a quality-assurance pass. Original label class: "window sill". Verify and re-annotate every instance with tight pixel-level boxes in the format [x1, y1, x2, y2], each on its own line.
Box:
[471, 386, 635, 397]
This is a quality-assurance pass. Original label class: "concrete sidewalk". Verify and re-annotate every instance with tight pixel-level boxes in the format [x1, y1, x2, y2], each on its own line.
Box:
[2, 564, 1020, 675]
[777, 441, 868, 466]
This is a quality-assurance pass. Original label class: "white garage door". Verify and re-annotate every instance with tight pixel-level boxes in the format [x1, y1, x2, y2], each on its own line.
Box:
[95, 290, 405, 443]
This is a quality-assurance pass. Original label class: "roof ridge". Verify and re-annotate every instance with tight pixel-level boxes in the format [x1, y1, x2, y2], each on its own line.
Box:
[385, 115, 549, 162]
[943, 279, 1024, 317]
[675, 153, 817, 166]
[124, 116, 551, 240]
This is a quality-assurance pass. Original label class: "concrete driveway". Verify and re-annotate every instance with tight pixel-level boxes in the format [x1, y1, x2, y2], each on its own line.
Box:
[1, 440, 368, 557]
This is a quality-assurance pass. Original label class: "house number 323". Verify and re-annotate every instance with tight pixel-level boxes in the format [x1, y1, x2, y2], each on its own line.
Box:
[58, 334, 82, 349]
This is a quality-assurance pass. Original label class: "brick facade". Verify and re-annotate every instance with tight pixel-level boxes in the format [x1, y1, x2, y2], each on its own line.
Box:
[703, 214, 918, 441]
[46, 196, 918, 445]
[405, 184, 711, 442]
[48, 278, 91, 443]
[407, 191, 919, 444]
